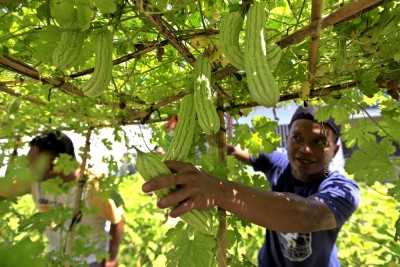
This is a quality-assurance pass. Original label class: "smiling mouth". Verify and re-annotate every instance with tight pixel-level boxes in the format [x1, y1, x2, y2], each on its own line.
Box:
[296, 158, 316, 164]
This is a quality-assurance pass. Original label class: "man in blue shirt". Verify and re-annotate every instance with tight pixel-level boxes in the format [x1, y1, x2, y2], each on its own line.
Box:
[142, 105, 360, 266]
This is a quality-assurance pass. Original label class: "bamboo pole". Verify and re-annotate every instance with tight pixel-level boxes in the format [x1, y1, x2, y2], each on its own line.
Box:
[64, 128, 92, 267]
[216, 93, 227, 267]
[308, 0, 324, 91]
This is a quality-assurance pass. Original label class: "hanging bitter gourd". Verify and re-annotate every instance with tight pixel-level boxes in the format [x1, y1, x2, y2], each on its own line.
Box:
[193, 55, 220, 135]
[81, 29, 113, 98]
[219, 11, 282, 72]
[135, 148, 215, 235]
[219, 11, 245, 70]
[163, 94, 196, 161]
[266, 44, 282, 71]
[244, 3, 280, 108]
[52, 25, 85, 70]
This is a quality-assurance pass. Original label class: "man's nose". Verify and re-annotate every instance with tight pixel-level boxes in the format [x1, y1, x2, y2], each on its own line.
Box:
[299, 142, 312, 153]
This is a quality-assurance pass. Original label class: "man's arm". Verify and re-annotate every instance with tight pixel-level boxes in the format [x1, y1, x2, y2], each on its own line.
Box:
[87, 181, 124, 266]
[104, 215, 124, 267]
[0, 177, 32, 198]
[142, 161, 337, 234]
[227, 144, 253, 166]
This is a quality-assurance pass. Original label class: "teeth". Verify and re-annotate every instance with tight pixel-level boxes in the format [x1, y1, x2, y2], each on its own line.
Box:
[298, 159, 313, 164]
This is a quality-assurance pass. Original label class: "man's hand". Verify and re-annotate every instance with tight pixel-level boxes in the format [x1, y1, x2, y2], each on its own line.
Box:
[142, 161, 220, 218]
[103, 258, 118, 267]
[226, 143, 236, 155]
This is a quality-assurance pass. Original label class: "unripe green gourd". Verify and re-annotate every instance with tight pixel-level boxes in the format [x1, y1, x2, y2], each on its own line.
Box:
[219, 11, 282, 71]
[52, 25, 85, 70]
[244, 3, 280, 108]
[219, 12, 245, 70]
[135, 149, 215, 235]
[163, 94, 196, 161]
[81, 29, 113, 98]
[193, 55, 220, 135]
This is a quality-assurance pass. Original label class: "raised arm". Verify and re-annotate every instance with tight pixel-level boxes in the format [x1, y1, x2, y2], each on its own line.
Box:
[142, 161, 337, 234]
[227, 144, 253, 166]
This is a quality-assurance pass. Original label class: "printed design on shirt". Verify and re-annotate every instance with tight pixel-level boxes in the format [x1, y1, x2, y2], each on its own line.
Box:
[278, 232, 312, 262]
[37, 197, 63, 212]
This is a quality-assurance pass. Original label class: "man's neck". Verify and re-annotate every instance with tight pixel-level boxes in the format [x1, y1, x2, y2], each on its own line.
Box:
[291, 169, 327, 183]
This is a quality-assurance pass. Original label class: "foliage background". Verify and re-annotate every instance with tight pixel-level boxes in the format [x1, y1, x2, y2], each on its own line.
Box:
[1, 173, 399, 266]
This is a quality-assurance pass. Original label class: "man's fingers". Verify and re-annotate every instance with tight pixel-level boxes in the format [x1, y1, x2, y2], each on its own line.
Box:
[169, 200, 196, 218]
[163, 160, 184, 173]
[141, 173, 180, 193]
[157, 183, 195, 209]
[164, 160, 201, 174]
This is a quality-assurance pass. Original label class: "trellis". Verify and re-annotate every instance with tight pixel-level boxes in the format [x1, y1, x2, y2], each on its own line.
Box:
[0, 0, 396, 131]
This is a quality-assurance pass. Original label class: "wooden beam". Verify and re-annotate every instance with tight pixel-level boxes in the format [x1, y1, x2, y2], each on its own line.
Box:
[0, 83, 47, 105]
[132, 0, 196, 66]
[0, 55, 85, 96]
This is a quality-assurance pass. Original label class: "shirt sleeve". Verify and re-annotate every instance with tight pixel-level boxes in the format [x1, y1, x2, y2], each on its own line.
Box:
[314, 173, 360, 228]
[251, 149, 289, 182]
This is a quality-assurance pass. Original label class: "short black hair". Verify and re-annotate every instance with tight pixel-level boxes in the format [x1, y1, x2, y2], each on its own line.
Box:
[289, 105, 341, 142]
[29, 131, 76, 159]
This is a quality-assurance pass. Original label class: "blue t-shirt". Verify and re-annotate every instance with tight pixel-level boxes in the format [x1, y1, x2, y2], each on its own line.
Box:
[251, 150, 360, 267]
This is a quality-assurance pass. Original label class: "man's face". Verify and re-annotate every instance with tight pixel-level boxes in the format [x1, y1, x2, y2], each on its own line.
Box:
[27, 146, 53, 181]
[286, 119, 339, 182]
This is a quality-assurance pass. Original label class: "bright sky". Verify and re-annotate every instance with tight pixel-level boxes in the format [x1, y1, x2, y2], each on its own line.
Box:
[0, 125, 153, 176]
[64, 125, 153, 174]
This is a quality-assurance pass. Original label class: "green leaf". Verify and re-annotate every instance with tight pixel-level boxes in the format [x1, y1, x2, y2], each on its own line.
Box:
[231, 115, 280, 157]
[356, 69, 380, 98]
[76, 4, 93, 30]
[316, 91, 363, 124]
[7, 98, 21, 117]
[41, 177, 66, 196]
[4, 156, 32, 182]
[31, 42, 58, 63]
[165, 223, 217, 267]
[345, 138, 399, 184]
[93, 0, 117, 14]
[53, 153, 79, 175]
[0, 238, 46, 267]
[110, 188, 125, 208]
[50, 0, 77, 27]
[341, 119, 378, 148]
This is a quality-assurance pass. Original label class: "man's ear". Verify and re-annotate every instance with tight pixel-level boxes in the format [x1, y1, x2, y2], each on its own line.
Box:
[332, 144, 340, 160]
[49, 161, 55, 173]
[43, 157, 56, 179]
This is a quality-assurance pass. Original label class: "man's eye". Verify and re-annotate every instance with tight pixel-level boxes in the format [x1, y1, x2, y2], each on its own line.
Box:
[292, 135, 300, 141]
[316, 139, 328, 147]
